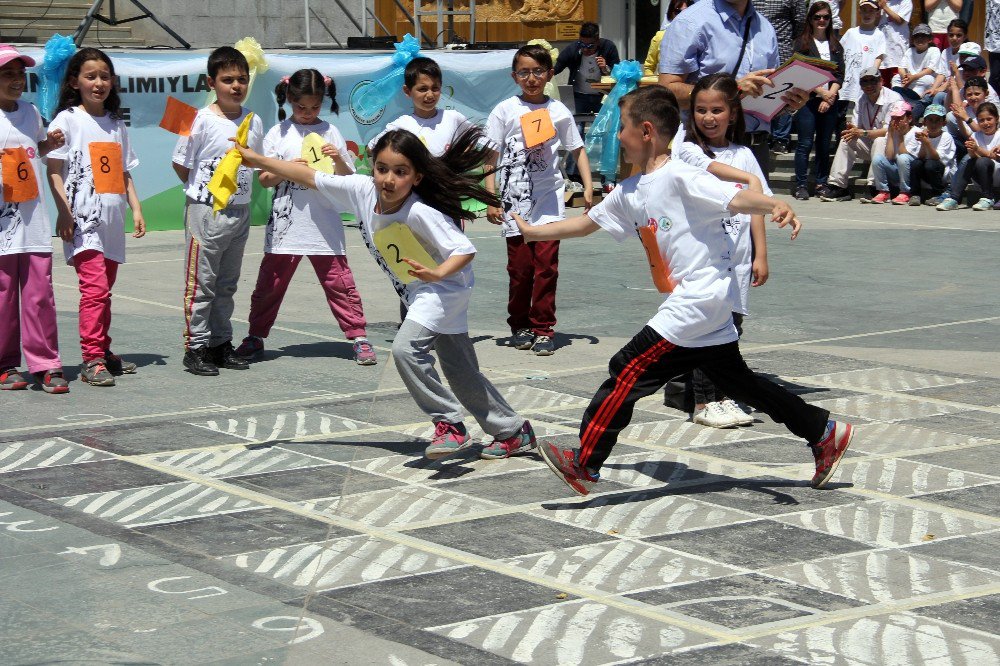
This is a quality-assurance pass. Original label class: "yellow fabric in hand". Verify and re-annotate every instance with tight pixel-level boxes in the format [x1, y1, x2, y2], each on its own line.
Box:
[373, 222, 438, 284]
[208, 112, 253, 214]
[301, 133, 335, 174]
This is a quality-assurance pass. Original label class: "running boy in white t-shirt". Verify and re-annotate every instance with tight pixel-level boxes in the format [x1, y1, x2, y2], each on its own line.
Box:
[514, 86, 854, 496]
[172, 46, 264, 376]
[484, 44, 593, 357]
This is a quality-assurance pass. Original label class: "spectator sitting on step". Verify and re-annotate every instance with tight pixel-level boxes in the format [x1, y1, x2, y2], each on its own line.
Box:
[820, 66, 903, 201]
[928, 19, 968, 108]
[889, 24, 944, 119]
[935, 101, 1000, 211]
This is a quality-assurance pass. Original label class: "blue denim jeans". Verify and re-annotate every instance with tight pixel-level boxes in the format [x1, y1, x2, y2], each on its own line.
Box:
[772, 111, 793, 142]
[794, 98, 841, 188]
[873, 152, 916, 193]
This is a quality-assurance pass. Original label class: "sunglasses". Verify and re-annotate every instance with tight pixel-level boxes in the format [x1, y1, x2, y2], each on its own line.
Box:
[578, 41, 598, 51]
[812, 14, 832, 20]
[860, 78, 880, 85]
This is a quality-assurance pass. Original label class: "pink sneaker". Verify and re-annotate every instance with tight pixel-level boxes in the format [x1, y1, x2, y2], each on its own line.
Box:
[424, 421, 472, 460]
[891, 193, 910, 205]
[810, 420, 855, 488]
[480, 421, 537, 459]
[352, 339, 377, 366]
[861, 191, 891, 204]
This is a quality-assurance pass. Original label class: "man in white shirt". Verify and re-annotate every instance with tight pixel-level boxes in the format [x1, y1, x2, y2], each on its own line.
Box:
[821, 67, 904, 200]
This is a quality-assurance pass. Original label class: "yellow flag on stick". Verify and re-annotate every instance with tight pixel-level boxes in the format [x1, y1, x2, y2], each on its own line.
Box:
[208, 112, 253, 214]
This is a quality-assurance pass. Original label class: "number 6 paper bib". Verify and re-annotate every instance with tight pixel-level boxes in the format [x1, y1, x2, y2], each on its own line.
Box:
[88, 142, 126, 194]
[1, 147, 39, 203]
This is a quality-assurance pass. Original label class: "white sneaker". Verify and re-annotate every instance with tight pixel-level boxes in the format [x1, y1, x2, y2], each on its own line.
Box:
[693, 402, 739, 429]
[721, 399, 754, 426]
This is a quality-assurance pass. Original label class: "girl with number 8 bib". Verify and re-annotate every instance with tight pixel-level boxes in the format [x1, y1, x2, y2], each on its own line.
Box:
[229, 127, 537, 461]
[0, 44, 68, 393]
[47, 48, 145, 387]
[235, 69, 376, 366]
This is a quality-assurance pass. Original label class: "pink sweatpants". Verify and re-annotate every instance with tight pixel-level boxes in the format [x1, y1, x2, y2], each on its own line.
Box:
[247, 253, 367, 340]
[0, 253, 61, 373]
[73, 249, 119, 362]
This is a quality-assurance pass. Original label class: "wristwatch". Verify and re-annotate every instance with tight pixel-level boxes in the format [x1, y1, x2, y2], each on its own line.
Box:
[863, 129, 869, 138]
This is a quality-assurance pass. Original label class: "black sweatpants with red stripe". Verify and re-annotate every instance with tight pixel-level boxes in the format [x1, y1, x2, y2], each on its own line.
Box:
[578, 326, 831, 472]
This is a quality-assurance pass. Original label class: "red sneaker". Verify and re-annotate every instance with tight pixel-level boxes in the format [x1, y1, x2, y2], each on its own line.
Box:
[537, 440, 598, 496]
[0, 368, 29, 390]
[810, 420, 854, 488]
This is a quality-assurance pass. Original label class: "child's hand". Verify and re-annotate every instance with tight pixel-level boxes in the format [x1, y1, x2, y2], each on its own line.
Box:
[511, 211, 533, 237]
[751, 256, 769, 287]
[56, 212, 74, 242]
[583, 188, 593, 211]
[229, 138, 263, 167]
[46, 128, 65, 150]
[131, 213, 146, 238]
[487, 205, 504, 225]
[965, 138, 977, 152]
[320, 143, 341, 159]
[401, 257, 441, 282]
[771, 201, 801, 240]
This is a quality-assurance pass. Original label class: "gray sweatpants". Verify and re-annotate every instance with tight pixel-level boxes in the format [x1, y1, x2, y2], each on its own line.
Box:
[183, 199, 250, 350]
[392, 319, 523, 439]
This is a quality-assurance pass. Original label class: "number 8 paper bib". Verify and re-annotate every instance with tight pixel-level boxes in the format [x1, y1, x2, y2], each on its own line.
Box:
[88, 142, 126, 194]
[1, 147, 39, 203]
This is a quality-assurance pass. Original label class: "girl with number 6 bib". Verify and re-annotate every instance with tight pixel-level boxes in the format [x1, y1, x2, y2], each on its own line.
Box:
[47, 48, 145, 388]
[235, 69, 376, 366]
[230, 127, 537, 461]
[0, 44, 68, 393]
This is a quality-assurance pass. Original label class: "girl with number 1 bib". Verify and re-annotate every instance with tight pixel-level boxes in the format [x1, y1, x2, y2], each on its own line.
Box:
[47, 48, 145, 388]
[230, 127, 537, 462]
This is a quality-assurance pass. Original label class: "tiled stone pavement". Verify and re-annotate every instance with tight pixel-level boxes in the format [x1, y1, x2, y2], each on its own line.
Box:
[1, 356, 998, 665]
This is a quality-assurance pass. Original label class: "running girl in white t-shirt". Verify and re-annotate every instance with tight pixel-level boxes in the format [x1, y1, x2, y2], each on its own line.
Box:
[235, 69, 376, 366]
[671, 73, 777, 429]
[231, 127, 537, 461]
[0, 44, 68, 393]
[46, 48, 145, 388]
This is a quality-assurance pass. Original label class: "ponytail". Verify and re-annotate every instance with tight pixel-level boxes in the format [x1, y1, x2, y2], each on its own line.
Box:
[274, 68, 338, 121]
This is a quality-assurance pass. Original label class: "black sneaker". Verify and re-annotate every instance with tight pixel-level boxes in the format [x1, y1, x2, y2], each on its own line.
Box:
[819, 186, 852, 202]
[532, 335, 555, 356]
[814, 183, 830, 199]
[210, 341, 249, 370]
[104, 350, 137, 375]
[794, 186, 810, 200]
[512, 328, 535, 350]
[183, 347, 220, 376]
[771, 138, 790, 154]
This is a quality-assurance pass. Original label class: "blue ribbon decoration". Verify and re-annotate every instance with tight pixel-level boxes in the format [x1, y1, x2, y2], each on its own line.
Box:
[38, 34, 76, 121]
[584, 60, 643, 180]
[354, 34, 422, 118]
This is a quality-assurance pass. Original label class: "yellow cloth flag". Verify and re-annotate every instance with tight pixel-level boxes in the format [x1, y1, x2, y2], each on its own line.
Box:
[207, 112, 253, 214]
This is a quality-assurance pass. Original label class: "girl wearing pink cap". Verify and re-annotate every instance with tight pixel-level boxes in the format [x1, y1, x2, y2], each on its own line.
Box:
[0, 44, 69, 393]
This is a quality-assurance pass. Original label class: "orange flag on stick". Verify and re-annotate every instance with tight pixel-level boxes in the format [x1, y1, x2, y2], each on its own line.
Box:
[159, 97, 198, 136]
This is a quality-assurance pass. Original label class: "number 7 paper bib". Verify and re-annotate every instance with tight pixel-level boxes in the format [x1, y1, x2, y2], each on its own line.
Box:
[88, 142, 126, 194]
[1, 147, 39, 203]
[520, 108, 556, 149]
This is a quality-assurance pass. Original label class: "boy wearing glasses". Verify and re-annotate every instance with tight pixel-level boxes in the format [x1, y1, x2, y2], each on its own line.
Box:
[484, 45, 593, 357]
[554, 22, 620, 115]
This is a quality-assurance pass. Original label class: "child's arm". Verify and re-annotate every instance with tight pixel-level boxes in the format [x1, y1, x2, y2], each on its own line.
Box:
[484, 150, 503, 224]
[46, 159, 75, 242]
[750, 215, 769, 287]
[401, 253, 474, 283]
[569, 146, 594, 210]
[729, 190, 801, 238]
[512, 211, 600, 240]
[885, 122, 901, 158]
[172, 163, 190, 184]
[37, 128, 65, 156]
[124, 172, 145, 238]
[878, 0, 906, 24]
[258, 159, 308, 188]
[874, 55, 884, 69]
[706, 162, 763, 193]
[231, 142, 319, 190]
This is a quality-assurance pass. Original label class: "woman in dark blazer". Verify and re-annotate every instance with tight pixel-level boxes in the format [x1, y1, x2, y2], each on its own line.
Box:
[793, 0, 846, 200]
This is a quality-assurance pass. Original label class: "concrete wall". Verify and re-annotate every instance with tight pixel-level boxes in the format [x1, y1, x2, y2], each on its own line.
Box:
[130, 0, 367, 49]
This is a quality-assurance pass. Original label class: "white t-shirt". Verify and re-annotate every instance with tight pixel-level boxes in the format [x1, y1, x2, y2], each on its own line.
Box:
[172, 107, 264, 206]
[903, 127, 957, 178]
[588, 161, 742, 347]
[675, 142, 770, 316]
[367, 109, 472, 158]
[815, 39, 832, 62]
[485, 96, 583, 236]
[314, 174, 476, 334]
[0, 101, 50, 256]
[853, 87, 905, 129]
[841, 28, 887, 103]
[262, 120, 354, 255]
[575, 55, 602, 95]
[48, 108, 138, 265]
[892, 46, 943, 96]
[971, 130, 1000, 154]
[879, 0, 913, 69]
[928, 3, 958, 33]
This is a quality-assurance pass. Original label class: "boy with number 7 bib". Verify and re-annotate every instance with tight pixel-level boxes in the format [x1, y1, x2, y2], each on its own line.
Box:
[515, 86, 855, 496]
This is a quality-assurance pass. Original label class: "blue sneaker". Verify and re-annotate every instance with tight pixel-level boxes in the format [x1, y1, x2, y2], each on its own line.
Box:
[936, 197, 960, 211]
[972, 197, 994, 211]
[424, 421, 472, 460]
[480, 421, 537, 459]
